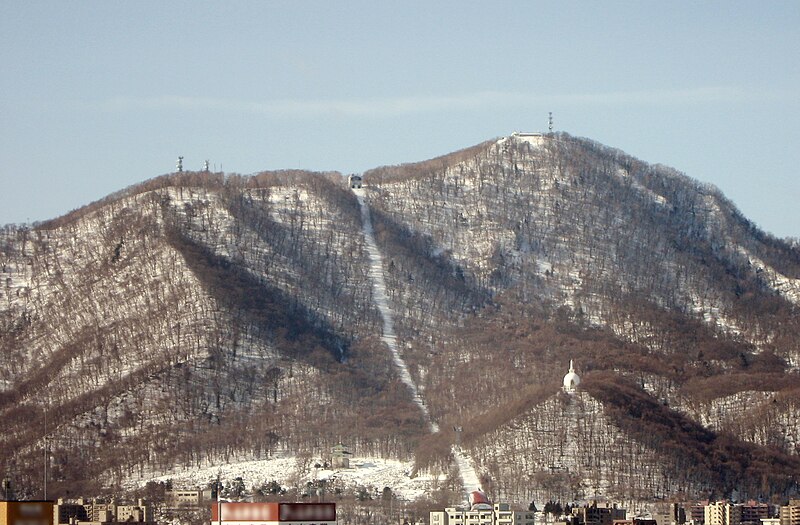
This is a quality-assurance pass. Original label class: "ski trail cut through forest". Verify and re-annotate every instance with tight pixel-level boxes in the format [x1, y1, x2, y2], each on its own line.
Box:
[354, 188, 481, 494]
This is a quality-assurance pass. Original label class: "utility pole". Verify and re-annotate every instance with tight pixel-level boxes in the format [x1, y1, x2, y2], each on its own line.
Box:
[43, 406, 47, 500]
[2, 477, 10, 501]
[216, 473, 222, 525]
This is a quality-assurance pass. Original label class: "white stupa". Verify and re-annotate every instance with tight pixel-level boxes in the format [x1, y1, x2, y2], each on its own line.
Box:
[563, 359, 581, 394]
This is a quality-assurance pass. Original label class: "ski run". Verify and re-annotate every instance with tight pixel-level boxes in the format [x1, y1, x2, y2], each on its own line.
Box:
[354, 187, 482, 495]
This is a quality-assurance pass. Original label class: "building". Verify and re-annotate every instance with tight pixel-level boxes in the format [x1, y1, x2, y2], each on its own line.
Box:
[429, 504, 535, 525]
[651, 503, 686, 525]
[1, 501, 54, 525]
[572, 502, 627, 525]
[83, 501, 115, 523]
[212, 502, 336, 525]
[165, 490, 213, 508]
[429, 492, 535, 525]
[53, 499, 152, 525]
[652, 511, 673, 525]
[563, 360, 581, 394]
[510, 132, 545, 147]
[348, 175, 362, 189]
[613, 519, 657, 525]
[780, 500, 800, 525]
[115, 503, 150, 523]
[705, 502, 742, 525]
[53, 501, 87, 525]
[331, 443, 352, 469]
[741, 502, 770, 525]
[690, 502, 709, 525]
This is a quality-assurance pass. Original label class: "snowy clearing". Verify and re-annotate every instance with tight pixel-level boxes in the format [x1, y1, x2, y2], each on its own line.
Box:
[130, 455, 444, 502]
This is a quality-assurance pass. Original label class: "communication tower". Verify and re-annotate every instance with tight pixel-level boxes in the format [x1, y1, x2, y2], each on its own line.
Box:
[177, 156, 184, 173]
[548, 112, 553, 132]
[204, 160, 210, 172]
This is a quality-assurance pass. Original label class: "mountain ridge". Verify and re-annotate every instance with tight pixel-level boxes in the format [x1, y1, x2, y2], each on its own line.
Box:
[1, 132, 798, 503]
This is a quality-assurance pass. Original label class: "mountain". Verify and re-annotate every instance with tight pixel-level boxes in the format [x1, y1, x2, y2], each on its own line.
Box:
[1, 133, 799, 505]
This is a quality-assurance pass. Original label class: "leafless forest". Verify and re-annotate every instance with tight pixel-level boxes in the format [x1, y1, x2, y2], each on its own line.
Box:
[2, 133, 799, 504]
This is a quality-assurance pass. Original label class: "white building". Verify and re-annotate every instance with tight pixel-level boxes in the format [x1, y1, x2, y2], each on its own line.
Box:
[430, 493, 535, 525]
[510, 132, 545, 147]
[563, 359, 581, 393]
[430, 504, 535, 525]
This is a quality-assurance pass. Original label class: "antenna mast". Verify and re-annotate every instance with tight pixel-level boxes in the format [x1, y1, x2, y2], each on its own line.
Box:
[548, 112, 553, 132]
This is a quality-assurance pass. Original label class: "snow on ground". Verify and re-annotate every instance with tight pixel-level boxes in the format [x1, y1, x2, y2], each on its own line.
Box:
[687, 292, 745, 338]
[500, 133, 545, 148]
[131, 455, 443, 502]
[615, 168, 667, 207]
[451, 448, 480, 493]
[735, 245, 800, 306]
[355, 190, 434, 428]
[354, 188, 482, 494]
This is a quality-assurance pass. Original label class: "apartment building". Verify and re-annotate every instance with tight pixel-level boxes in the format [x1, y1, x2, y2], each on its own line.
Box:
[53, 498, 152, 525]
[705, 502, 742, 525]
[429, 503, 535, 525]
[572, 503, 627, 525]
[780, 500, 800, 525]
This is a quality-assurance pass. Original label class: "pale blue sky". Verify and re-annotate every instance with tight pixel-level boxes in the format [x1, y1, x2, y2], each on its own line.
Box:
[2, 1, 799, 237]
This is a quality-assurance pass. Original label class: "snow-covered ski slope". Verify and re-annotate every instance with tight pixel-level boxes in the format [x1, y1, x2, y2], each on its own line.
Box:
[354, 188, 481, 494]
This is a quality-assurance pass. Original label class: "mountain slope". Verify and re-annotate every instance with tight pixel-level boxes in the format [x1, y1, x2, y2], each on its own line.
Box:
[360, 133, 800, 499]
[0, 171, 428, 495]
[1, 134, 799, 503]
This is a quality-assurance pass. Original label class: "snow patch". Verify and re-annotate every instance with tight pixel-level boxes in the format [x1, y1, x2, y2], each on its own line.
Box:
[615, 169, 667, 207]
[509, 133, 545, 148]
[131, 455, 443, 502]
[736, 246, 800, 306]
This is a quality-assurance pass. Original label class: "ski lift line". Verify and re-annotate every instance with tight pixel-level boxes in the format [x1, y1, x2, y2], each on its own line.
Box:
[353, 189, 481, 495]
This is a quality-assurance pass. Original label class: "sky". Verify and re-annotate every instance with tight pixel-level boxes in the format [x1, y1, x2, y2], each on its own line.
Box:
[1, 1, 798, 238]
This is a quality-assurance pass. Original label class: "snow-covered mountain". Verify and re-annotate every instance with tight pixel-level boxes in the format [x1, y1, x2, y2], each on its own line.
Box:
[1, 134, 798, 504]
